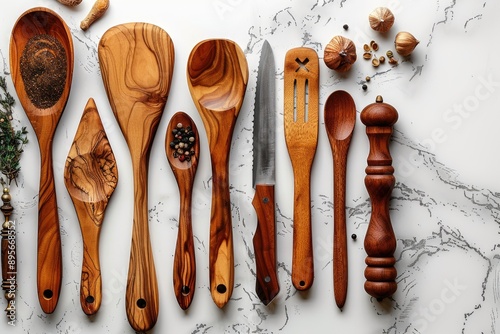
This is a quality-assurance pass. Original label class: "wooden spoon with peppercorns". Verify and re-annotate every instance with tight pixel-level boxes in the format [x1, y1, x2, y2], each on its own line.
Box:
[165, 111, 199, 310]
[9, 7, 74, 314]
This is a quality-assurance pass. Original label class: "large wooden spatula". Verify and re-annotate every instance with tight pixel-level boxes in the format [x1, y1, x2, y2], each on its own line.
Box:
[98, 23, 174, 332]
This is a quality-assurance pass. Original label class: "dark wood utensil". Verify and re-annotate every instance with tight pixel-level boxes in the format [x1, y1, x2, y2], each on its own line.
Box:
[98, 23, 174, 331]
[284, 47, 319, 291]
[324, 90, 356, 308]
[187, 39, 248, 308]
[360, 95, 399, 300]
[9, 7, 74, 313]
[64, 98, 118, 315]
[165, 112, 199, 310]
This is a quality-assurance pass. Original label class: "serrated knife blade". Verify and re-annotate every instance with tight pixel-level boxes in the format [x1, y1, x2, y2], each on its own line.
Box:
[251, 40, 279, 305]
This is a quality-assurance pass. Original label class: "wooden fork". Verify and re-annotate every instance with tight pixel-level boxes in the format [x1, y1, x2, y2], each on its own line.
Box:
[284, 47, 319, 291]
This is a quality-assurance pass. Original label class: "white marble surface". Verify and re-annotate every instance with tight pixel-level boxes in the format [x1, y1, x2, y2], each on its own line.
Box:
[1, 0, 500, 333]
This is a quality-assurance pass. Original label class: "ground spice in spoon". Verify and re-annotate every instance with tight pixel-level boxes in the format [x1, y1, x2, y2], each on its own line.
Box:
[20, 34, 67, 109]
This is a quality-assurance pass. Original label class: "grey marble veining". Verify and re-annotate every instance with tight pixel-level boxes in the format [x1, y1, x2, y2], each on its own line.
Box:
[0, 0, 499, 333]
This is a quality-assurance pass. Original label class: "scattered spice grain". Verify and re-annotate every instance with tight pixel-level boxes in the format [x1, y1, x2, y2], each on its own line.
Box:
[20, 34, 67, 109]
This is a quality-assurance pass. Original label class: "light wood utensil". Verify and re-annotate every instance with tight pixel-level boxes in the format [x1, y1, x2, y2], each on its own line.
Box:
[165, 112, 199, 310]
[324, 90, 356, 308]
[187, 39, 248, 308]
[361, 95, 399, 300]
[64, 98, 118, 315]
[284, 47, 319, 291]
[9, 7, 74, 313]
[98, 23, 174, 331]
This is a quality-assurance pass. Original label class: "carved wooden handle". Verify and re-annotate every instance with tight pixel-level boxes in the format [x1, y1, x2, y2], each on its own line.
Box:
[173, 174, 196, 310]
[37, 141, 62, 314]
[209, 148, 234, 308]
[360, 96, 399, 300]
[126, 157, 158, 331]
[333, 147, 349, 307]
[79, 219, 102, 315]
[291, 162, 314, 291]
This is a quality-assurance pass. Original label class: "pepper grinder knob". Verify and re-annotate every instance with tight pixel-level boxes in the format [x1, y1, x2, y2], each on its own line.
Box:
[360, 95, 398, 300]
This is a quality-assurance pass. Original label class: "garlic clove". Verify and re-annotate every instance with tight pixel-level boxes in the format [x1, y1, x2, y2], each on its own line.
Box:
[324, 35, 357, 72]
[394, 31, 419, 57]
[369, 7, 395, 33]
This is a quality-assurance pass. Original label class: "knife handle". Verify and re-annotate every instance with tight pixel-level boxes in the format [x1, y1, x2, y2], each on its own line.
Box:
[252, 184, 279, 305]
[361, 96, 398, 300]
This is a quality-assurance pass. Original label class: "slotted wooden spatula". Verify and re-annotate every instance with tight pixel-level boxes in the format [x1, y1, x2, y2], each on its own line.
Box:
[284, 47, 319, 291]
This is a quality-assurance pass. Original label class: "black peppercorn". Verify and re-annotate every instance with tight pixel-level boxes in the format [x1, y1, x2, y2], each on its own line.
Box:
[343, 24, 349, 30]
[362, 84, 367, 91]
[351, 234, 357, 240]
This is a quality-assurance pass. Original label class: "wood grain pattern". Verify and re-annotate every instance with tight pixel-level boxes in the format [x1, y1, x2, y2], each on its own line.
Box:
[64, 98, 117, 315]
[324, 90, 356, 308]
[284, 47, 319, 291]
[360, 96, 399, 300]
[9, 7, 74, 314]
[187, 39, 248, 308]
[166, 111, 199, 310]
[252, 184, 279, 305]
[98, 23, 174, 331]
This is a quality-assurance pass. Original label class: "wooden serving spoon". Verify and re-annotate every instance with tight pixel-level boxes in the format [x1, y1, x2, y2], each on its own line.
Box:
[324, 90, 356, 308]
[165, 111, 199, 310]
[64, 98, 118, 315]
[187, 39, 248, 308]
[9, 7, 74, 314]
[98, 23, 174, 331]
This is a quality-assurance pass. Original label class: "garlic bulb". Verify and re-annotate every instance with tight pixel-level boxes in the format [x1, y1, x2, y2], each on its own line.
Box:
[394, 32, 419, 56]
[324, 36, 357, 72]
[369, 7, 395, 33]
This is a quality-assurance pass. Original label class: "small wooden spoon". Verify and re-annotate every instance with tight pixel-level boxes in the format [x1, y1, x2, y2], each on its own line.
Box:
[187, 39, 248, 308]
[9, 7, 74, 313]
[165, 111, 199, 310]
[64, 98, 118, 315]
[98, 23, 174, 331]
[324, 90, 356, 308]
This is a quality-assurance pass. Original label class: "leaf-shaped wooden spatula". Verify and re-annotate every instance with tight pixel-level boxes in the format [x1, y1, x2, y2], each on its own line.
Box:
[64, 98, 118, 315]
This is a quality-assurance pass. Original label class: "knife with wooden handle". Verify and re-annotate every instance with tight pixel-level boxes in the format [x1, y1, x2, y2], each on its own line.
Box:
[252, 40, 279, 305]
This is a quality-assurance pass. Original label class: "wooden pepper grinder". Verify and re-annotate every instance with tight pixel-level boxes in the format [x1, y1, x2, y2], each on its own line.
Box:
[360, 95, 398, 300]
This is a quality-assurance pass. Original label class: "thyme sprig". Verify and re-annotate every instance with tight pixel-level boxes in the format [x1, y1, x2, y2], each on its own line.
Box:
[0, 76, 28, 186]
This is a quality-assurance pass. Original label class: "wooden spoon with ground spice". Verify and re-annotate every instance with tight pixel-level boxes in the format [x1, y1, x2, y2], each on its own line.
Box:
[9, 7, 73, 314]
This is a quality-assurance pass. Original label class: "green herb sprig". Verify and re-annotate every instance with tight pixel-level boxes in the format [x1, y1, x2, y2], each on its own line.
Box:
[0, 76, 28, 186]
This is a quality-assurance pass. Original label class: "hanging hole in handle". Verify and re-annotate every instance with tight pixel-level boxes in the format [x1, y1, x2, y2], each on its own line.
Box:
[136, 298, 147, 309]
[85, 295, 95, 304]
[216, 284, 227, 294]
[181, 285, 190, 296]
[264, 276, 271, 283]
[299, 280, 306, 287]
[43, 289, 53, 300]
